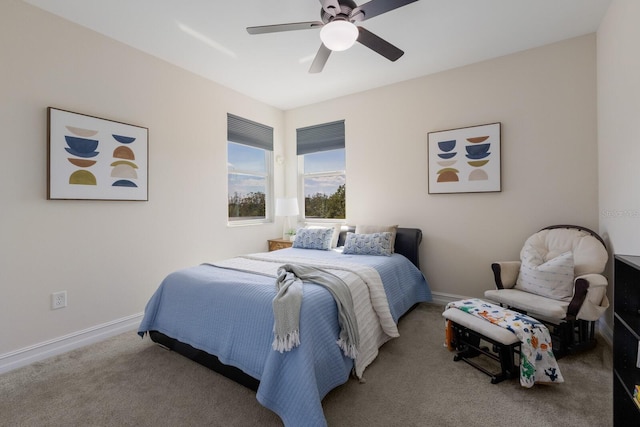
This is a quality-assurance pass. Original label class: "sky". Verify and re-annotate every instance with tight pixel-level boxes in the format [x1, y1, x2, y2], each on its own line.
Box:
[228, 143, 345, 197]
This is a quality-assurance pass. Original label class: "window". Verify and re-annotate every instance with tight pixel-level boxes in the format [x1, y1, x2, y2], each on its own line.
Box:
[227, 114, 273, 224]
[297, 120, 345, 220]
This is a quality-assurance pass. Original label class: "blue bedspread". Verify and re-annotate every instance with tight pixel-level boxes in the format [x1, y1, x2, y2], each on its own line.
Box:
[138, 248, 431, 426]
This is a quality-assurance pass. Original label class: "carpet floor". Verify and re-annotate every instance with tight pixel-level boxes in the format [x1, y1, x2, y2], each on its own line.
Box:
[0, 303, 613, 426]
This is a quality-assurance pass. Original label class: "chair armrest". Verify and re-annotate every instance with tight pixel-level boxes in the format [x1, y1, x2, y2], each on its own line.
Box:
[574, 274, 610, 321]
[567, 278, 589, 317]
[491, 261, 521, 289]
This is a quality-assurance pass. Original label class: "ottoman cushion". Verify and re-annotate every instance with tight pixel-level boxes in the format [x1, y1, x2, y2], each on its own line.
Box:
[443, 308, 519, 345]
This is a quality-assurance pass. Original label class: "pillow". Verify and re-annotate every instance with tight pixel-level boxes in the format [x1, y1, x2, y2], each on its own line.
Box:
[304, 223, 341, 248]
[515, 247, 575, 301]
[355, 224, 398, 252]
[292, 227, 333, 250]
[342, 232, 392, 256]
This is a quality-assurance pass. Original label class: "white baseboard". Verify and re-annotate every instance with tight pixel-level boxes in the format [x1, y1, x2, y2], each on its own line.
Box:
[598, 321, 613, 347]
[429, 291, 473, 306]
[0, 313, 143, 375]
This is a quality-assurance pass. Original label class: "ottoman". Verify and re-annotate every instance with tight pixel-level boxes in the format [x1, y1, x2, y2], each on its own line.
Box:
[443, 306, 520, 384]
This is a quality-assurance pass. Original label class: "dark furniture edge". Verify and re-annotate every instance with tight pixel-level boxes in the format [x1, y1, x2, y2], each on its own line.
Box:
[149, 331, 260, 391]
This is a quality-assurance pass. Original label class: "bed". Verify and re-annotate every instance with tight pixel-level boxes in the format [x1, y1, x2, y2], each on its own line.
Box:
[138, 226, 431, 427]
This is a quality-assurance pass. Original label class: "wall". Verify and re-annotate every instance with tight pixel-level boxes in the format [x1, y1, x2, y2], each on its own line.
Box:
[1, 0, 606, 369]
[0, 0, 284, 358]
[597, 0, 640, 327]
[285, 34, 599, 304]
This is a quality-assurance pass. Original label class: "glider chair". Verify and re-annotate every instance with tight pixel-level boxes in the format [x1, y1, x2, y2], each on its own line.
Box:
[484, 225, 609, 358]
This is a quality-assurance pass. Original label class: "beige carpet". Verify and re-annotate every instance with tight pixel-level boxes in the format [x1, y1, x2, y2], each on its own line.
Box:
[0, 303, 612, 426]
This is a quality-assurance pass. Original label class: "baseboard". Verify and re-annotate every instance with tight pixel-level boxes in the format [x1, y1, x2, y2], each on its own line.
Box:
[0, 313, 143, 375]
[598, 320, 613, 347]
[429, 291, 472, 306]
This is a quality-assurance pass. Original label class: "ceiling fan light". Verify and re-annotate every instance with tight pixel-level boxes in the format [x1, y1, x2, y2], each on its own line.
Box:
[320, 20, 358, 51]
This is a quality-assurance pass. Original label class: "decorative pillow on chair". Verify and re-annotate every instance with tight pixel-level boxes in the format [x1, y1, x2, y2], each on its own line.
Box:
[342, 232, 392, 256]
[515, 247, 575, 300]
[292, 227, 333, 250]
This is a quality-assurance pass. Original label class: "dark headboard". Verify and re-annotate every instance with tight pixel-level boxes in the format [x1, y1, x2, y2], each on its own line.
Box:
[337, 226, 423, 269]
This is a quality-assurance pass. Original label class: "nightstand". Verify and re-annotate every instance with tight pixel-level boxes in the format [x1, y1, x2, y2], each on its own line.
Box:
[268, 238, 293, 251]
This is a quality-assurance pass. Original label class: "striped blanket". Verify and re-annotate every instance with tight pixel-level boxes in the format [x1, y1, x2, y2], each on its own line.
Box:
[211, 251, 399, 378]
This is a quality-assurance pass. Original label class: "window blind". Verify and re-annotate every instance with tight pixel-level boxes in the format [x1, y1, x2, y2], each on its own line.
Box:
[227, 113, 273, 151]
[296, 120, 345, 155]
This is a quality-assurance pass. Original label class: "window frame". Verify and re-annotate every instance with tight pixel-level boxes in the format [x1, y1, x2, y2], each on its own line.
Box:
[296, 120, 346, 221]
[227, 114, 274, 226]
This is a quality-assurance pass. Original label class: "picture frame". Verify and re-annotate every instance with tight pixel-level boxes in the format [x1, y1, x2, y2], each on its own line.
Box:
[427, 122, 501, 194]
[47, 107, 148, 201]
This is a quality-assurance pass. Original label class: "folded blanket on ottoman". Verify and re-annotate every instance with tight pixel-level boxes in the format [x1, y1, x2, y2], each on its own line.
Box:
[446, 298, 564, 387]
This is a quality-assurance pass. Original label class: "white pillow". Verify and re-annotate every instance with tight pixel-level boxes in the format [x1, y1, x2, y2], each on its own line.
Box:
[355, 224, 398, 252]
[515, 247, 575, 301]
[305, 223, 341, 248]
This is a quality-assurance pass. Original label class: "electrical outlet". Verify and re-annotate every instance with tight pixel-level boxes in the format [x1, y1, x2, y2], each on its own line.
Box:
[51, 291, 67, 310]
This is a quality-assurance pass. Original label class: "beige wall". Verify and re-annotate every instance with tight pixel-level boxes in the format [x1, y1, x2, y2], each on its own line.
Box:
[597, 0, 640, 328]
[598, 0, 640, 254]
[2, 0, 612, 365]
[285, 34, 599, 303]
[0, 0, 284, 355]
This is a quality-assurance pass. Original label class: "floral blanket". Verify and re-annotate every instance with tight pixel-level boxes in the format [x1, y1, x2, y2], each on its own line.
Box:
[445, 298, 564, 387]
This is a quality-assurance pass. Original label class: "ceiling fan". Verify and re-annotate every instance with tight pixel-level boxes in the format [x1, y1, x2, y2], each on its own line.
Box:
[246, 0, 419, 73]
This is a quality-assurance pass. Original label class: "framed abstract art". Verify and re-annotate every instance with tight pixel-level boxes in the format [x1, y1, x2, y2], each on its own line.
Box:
[47, 107, 148, 201]
[427, 122, 501, 194]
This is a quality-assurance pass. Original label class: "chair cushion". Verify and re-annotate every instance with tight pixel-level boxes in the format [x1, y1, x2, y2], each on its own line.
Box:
[484, 289, 569, 321]
[520, 228, 607, 277]
[442, 308, 519, 345]
[515, 248, 575, 301]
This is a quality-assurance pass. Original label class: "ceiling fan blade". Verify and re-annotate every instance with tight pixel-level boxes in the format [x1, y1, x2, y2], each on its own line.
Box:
[357, 26, 404, 61]
[309, 44, 332, 73]
[355, 0, 419, 21]
[247, 21, 323, 35]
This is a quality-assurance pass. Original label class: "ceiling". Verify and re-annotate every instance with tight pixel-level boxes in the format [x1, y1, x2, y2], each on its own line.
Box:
[23, 0, 612, 110]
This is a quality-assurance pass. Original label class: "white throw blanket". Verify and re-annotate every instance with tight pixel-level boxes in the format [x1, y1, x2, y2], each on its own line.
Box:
[210, 252, 399, 378]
